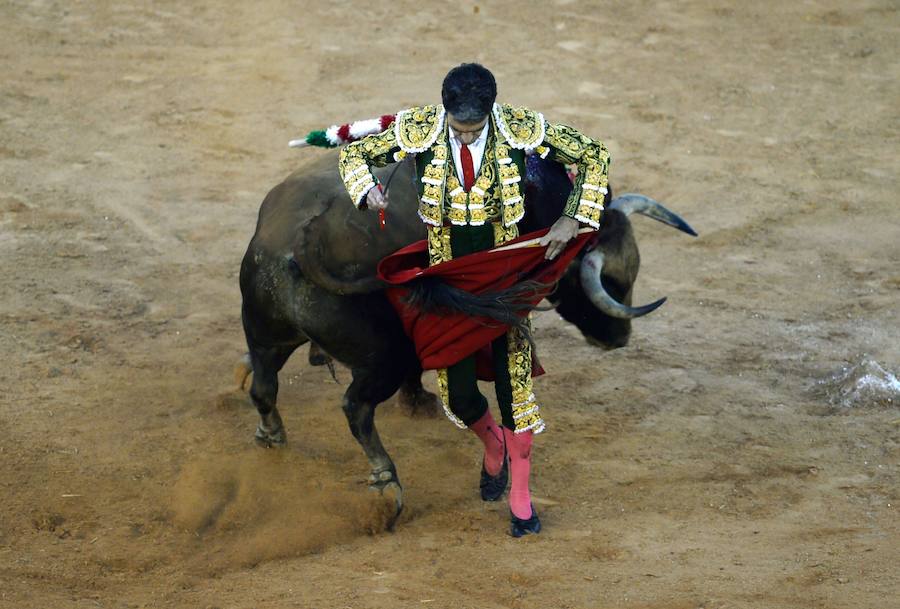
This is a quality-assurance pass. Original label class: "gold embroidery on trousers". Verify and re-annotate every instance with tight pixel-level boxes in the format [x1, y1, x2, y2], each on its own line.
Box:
[507, 320, 545, 434]
[436, 368, 467, 429]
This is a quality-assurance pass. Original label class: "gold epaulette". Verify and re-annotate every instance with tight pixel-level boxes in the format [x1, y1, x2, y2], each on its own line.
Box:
[492, 103, 546, 150]
[394, 104, 446, 153]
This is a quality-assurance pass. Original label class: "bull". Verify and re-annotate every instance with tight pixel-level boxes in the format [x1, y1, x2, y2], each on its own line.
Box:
[238, 151, 695, 517]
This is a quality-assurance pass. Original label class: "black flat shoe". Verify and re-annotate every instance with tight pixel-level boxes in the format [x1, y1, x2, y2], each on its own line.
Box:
[510, 504, 541, 537]
[479, 448, 508, 502]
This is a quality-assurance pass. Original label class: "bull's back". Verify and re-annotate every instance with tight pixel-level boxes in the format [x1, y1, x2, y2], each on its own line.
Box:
[243, 152, 571, 298]
[243, 152, 425, 298]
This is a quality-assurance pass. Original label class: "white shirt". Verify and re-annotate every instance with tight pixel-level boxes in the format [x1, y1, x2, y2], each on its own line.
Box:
[448, 121, 490, 186]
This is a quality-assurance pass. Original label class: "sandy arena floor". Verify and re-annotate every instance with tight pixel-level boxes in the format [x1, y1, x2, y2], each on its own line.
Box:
[1, 1, 898, 607]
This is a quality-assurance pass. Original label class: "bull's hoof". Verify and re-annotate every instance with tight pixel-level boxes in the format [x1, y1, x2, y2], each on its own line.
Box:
[367, 469, 403, 528]
[398, 387, 440, 419]
[234, 353, 253, 391]
[254, 423, 286, 448]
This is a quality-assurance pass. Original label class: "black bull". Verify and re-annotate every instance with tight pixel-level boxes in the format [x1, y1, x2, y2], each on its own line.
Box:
[238, 151, 695, 517]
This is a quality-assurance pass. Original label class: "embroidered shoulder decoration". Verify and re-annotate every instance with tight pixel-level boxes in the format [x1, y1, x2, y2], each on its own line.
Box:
[492, 103, 546, 150]
[394, 105, 446, 153]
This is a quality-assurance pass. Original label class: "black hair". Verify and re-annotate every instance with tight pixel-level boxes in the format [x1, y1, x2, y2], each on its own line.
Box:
[441, 63, 497, 122]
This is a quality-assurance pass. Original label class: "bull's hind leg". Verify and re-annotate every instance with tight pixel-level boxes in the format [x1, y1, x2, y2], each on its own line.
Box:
[248, 343, 301, 447]
[397, 363, 440, 418]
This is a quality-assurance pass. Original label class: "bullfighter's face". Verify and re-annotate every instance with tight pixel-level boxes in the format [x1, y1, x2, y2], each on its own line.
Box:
[448, 113, 488, 146]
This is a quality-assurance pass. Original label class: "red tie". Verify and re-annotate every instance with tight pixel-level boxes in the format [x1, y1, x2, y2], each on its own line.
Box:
[460, 143, 475, 192]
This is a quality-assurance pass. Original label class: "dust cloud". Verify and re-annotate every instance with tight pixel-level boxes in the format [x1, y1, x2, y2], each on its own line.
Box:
[170, 450, 396, 570]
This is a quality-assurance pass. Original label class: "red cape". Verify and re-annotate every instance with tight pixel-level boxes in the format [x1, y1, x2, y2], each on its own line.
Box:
[377, 228, 595, 379]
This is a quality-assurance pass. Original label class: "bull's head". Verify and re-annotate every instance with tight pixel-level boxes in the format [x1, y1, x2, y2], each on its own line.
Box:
[548, 194, 697, 349]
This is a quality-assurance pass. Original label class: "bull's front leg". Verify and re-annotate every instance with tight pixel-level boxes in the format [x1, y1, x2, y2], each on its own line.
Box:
[343, 369, 403, 522]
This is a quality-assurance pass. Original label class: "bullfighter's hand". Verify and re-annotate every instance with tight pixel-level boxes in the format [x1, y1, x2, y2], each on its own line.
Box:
[366, 185, 389, 210]
[540, 215, 579, 260]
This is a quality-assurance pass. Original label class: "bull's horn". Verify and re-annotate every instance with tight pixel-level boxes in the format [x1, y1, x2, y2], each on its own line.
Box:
[580, 249, 667, 319]
[609, 194, 698, 237]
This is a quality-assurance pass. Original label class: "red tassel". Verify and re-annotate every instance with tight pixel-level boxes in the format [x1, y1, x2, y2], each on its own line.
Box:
[377, 184, 387, 230]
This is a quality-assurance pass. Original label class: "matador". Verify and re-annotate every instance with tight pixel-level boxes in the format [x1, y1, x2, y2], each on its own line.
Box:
[338, 63, 610, 537]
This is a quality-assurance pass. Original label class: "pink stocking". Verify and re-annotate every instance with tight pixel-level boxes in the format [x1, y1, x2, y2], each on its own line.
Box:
[503, 428, 534, 519]
[469, 410, 505, 476]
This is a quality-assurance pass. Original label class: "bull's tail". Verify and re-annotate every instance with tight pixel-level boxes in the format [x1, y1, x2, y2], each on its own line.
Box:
[402, 278, 553, 349]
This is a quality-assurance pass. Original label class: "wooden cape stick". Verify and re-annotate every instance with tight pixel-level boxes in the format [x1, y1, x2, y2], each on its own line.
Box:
[490, 227, 595, 253]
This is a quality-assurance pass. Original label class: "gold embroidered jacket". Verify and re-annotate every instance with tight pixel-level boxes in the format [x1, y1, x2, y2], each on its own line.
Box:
[338, 103, 611, 229]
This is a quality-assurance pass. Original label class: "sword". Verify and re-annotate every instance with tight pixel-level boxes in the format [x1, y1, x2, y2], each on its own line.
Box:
[490, 227, 595, 252]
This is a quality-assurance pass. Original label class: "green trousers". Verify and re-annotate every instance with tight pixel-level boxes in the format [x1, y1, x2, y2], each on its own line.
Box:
[445, 225, 516, 430]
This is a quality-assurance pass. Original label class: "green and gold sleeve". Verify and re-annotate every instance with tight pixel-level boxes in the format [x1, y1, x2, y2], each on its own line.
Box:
[337, 127, 403, 208]
[536, 122, 611, 228]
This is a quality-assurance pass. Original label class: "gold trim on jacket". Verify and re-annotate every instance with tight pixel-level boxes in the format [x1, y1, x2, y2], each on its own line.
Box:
[338, 103, 611, 229]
